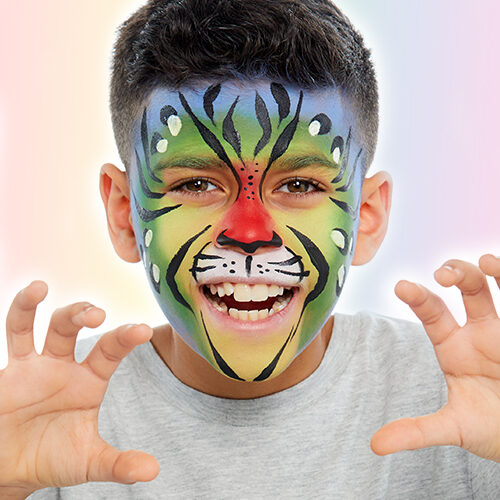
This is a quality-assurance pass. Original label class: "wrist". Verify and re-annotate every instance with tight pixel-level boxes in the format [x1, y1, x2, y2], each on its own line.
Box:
[0, 485, 37, 500]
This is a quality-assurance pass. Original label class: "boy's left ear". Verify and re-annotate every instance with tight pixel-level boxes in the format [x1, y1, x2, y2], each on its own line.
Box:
[351, 171, 393, 266]
[99, 163, 141, 263]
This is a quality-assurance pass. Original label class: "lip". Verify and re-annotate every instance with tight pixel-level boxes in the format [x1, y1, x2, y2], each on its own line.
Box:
[198, 283, 302, 337]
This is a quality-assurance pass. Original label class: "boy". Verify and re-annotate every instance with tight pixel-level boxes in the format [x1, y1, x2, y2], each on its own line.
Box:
[1, 0, 499, 498]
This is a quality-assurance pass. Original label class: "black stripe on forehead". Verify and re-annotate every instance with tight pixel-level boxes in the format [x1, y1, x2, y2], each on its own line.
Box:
[222, 96, 242, 159]
[203, 83, 221, 125]
[178, 92, 242, 195]
[165, 225, 211, 313]
[141, 108, 163, 183]
[254, 91, 272, 157]
[271, 82, 291, 125]
[258, 90, 304, 199]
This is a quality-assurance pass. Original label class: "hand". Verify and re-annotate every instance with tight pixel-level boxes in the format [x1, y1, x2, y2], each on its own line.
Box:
[0, 281, 160, 495]
[371, 254, 500, 462]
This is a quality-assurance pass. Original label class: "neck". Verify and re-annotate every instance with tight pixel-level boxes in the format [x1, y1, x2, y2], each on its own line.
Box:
[150, 316, 334, 399]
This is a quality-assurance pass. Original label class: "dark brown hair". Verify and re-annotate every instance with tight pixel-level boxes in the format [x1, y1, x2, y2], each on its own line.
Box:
[110, 0, 379, 174]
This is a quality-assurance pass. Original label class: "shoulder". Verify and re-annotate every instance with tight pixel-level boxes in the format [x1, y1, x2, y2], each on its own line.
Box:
[335, 310, 444, 394]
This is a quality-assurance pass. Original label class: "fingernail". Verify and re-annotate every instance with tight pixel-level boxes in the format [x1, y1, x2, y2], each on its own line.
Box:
[441, 265, 455, 272]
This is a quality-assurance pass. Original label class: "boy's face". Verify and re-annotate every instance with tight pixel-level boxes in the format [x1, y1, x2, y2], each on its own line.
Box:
[128, 80, 364, 382]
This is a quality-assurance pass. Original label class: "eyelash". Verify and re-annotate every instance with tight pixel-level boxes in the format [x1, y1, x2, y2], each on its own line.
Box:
[274, 177, 324, 195]
[170, 177, 219, 195]
[169, 176, 325, 196]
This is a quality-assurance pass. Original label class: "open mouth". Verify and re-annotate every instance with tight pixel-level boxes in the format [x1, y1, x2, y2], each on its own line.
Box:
[201, 283, 296, 321]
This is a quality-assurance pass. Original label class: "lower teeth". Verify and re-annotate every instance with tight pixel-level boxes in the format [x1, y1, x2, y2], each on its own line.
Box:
[207, 295, 292, 321]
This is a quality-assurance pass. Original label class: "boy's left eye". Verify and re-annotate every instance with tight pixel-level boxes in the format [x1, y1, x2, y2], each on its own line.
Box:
[275, 179, 322, 194]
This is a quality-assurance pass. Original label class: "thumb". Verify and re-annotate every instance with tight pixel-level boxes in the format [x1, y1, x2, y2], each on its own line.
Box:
[88, 440, 160, 484]
[370, 409, 461, 456]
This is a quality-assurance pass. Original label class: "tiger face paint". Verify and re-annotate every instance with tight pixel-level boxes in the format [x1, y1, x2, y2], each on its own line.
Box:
[129, 80, 364, 382]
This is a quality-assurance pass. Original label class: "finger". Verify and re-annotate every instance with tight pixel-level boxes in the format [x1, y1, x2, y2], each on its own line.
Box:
[41, 303, 106, 360]
[88, 438, 160, 484]
[370, 408, 461, 456]
[478, 254, 500, 289]
[81, 324, 153, 383]
[435, 259, 497, 321]
[5, 281, 48, 360]
[395, 280, 459, 346]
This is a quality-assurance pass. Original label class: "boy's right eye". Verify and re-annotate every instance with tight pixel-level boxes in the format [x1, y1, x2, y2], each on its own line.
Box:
[172, 178, 218, 193]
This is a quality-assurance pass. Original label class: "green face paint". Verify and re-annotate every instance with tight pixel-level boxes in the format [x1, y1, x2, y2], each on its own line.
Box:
[129, 80, 364, 381]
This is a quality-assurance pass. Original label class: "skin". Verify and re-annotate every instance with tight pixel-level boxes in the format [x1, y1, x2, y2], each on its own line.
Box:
[1, 80, 499, 497]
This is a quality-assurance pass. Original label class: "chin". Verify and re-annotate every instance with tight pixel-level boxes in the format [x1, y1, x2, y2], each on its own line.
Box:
[193, 278, 310, 381]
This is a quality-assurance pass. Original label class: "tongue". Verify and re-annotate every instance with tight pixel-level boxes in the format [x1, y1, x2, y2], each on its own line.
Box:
[221, 295, 277, 310]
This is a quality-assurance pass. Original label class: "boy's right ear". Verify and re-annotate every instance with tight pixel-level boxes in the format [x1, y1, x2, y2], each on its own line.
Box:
[99, 163, 141, 263]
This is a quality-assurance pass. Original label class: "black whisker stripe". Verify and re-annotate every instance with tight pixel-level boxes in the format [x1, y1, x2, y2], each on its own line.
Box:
[275, 269, 310, 278]
[196, 254, 224, 260]
[253, 326, 295, 381]
[259, 91, 304, 199]
[141, 108, 163, 183]
[201, 313, 244, 381]
[178, 92, 241, 195]
[285, 246, 306, 282]
[254, 91, 272, 157]
[189, 265, 217, 282]
[268, 255, 302, 266]
[135, 150, 165, 199]
[329, 197, 357, 219]
[133, 193, 181, 222]
[165, 225, 211, 312]
[336, 148, 362, 193]
[330, 128, 352, 184]
[222, 96, 242, 159]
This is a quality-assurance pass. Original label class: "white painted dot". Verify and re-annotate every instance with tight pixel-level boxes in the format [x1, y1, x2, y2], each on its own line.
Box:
[168, 115, 182, 136]
[152, 264, 160, 283]
[338, 265, 346, 287]
[330, 229, 346, 250]
[156, 139, 168, 153]
[145, 230, 153, 248]
[308, 120, 321, 136]
[332, 147, 341, 164]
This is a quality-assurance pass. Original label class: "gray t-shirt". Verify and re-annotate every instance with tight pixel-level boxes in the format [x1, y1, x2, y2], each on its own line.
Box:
[29, 311, 500, 499]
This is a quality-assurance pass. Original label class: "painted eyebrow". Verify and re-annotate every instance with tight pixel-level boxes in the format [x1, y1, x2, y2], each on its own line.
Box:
[273, 155, 338, 172]
[153, 157, 228, 173]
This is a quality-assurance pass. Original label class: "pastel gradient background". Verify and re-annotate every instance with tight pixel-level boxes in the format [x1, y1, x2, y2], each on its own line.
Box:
[1, 0, 498, 368]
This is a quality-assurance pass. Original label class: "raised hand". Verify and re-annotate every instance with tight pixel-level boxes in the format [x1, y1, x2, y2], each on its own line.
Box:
[371, 254, 500, 462]
[0, 281, 160, 498]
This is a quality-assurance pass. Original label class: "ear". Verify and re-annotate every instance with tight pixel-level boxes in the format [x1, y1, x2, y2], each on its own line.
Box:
[351, 171, 393, 266]
[99, 163, 141, 263]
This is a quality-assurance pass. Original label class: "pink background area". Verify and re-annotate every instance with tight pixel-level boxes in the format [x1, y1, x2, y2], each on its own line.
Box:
[1, 1, 499, 367]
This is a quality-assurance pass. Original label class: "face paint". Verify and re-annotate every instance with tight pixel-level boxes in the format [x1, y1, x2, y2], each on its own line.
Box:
[129, 80, 364, 382]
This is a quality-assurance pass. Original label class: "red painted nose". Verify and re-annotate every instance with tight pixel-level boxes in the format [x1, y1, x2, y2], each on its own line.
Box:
[216, 195, 282, 254]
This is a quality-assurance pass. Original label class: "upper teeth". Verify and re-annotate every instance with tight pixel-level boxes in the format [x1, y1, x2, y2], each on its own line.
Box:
[208, 283, 285, 302]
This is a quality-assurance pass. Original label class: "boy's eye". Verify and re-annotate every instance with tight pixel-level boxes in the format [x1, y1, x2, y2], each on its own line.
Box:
[174, 179, 218, 192]
[276, 179, 321, 194]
